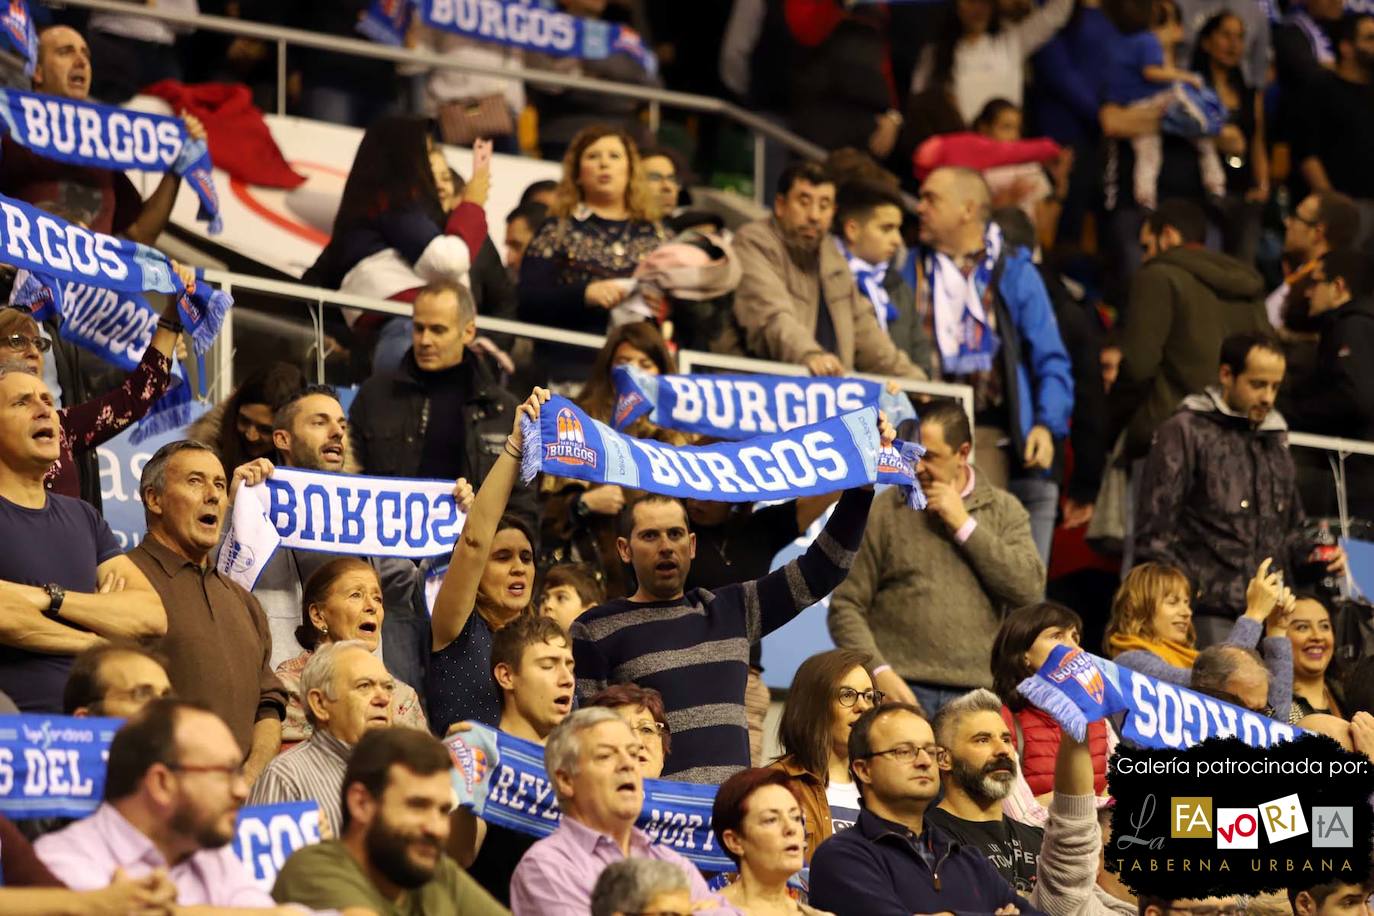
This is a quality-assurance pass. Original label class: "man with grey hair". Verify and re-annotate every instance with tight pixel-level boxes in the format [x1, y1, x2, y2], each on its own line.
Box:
[591, 858, 692, 916]
[925, 688, 1044, 894]
[0, 366, 166, 712]
[1191, 644, 1276, 715]
[128, 438, 285, 786]
[248, 641, 395, 836]
[510, 707, 719, 915]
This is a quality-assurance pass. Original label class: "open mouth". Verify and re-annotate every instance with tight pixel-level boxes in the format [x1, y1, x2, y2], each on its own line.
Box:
[357, 620, 378, 635]
[368, 711, 391, 725]
[784, 843, 803, 855]
[32, 426, 55, 443]
[616, 779, 638, 795]
[321, 444, 343, 462]
[553, 694, 572, 714]
[1303, 645, 1330, 659]
[654, 561, 677, 574]
[197, 511, 218, 526]
[507, 581, 527, 598]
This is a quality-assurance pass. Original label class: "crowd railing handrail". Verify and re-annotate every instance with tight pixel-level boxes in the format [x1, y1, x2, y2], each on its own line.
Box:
[54, 0, 829, 166]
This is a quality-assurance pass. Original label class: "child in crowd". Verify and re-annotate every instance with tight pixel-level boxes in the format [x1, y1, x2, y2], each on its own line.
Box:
[538, 563, 605, 632]
[1104, 559, 1295, 710]
[1105, 0, 1225, 209]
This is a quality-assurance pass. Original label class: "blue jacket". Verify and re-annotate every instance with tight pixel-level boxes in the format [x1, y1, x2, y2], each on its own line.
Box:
[809, 809, 1047, 916]
[1029, 7, 1117, 146]
[992, 245, 1076, 460]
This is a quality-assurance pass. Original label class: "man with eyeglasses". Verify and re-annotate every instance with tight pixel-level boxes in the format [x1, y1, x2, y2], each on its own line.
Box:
[64, 642, 173, 718]
[1139, 897, 1246, 916]
[809, 703, 1045, 915]
[248, 641, 395, 838]
[35, 698, 304, 913]
[448, 614, 576, 906]
[1289, 878, 1374, 916]
[640, 150, 683, 217]
[129, 439, 287, 788]
[1267, 192, 1360, 329]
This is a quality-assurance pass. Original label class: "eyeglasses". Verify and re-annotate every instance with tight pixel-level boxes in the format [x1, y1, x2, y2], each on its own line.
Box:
[169, 762, 247, 781]
[630, 722, 668, 741]
[103, 684, 172, 705]
[1167, 907, 1247, 916]
[863, 743, 948, 765]
[1288, 211, 1320, 227]
[3, 334, 50, 352]
[836, 687, 884, 707]
[644, 171, 678, 185]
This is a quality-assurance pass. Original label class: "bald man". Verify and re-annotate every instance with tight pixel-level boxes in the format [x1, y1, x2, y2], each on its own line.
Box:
[913, 166, 1074, 562]
[0, 25, 205, 243]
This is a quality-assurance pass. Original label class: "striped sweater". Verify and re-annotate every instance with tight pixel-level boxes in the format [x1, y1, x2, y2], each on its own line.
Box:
[571, 488, 874, 784]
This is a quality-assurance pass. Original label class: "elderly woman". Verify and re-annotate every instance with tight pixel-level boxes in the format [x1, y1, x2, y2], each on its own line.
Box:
[587, 683, 672, 779]
[713, 768, 832, 915]
[276, 558, 428, 744]
[591, 858, 693, 916]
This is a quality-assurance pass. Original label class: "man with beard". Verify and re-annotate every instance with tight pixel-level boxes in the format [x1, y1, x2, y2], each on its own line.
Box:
[808, 703, 1043, 915]
[1136, 333, 1346, 646]
[272, 727, 506, 915]
[732, 161, 926, 378]
[234, 384, 432, 693]
[249, 641, 396, 837]
[572, 415, 894, 783]
[924, 689, 1044, 894]
[509, 708, 718, 915]
[36, 700, 300, 911]
[129, 440, 286, 787]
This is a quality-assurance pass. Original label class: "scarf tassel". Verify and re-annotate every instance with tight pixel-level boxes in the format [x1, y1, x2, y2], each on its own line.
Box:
[1015, 672, 1091, 743]
[518, 414, 542, 485]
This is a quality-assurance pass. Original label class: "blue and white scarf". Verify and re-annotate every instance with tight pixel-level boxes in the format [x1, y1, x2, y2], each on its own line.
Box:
[365, 0, 658, 76]
[11, 269, 194, 444]
[837, 239, 897, 331]
[233, 801, 323, 890]
[219, 467, 467, 591]
[923, 223, 1003, 376]
[612, 367, 917, 439]
[447, 722, 732, 873]
[1019, 649, 1301, 751]
[521, 394, 926, 508]
[0, 713, 118, 819]
[0, 0, 36, 77]
[0, 88, 222, 234]
[1160, 82, 1226, 139]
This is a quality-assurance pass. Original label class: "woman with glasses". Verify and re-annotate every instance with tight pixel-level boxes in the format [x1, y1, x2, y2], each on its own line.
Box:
[769, 648, 879, 863]
[587, 682, 672, 779]
[0, 261, 194, 505]
[712, 767, 831, 915]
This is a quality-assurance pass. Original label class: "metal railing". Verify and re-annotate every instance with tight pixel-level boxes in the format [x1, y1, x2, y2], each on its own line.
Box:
[58, 0, 827, 202]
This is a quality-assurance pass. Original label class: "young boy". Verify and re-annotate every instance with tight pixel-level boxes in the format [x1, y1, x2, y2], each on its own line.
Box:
[834, 180, 934, 375]
[538, 563, 604, 632]
[1105, 0, 1225, 210]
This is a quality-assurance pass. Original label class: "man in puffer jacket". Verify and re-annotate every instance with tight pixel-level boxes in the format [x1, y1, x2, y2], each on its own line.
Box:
[1134, 332, 1347, 646]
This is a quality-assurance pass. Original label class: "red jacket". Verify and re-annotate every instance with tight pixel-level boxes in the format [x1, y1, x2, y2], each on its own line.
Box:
[1000, 704, 1109, 797]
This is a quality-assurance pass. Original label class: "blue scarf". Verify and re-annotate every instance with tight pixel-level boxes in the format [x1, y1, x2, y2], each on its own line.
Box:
[612, 367, 917, 439]
[233, 801, 323, 891]
[0, 88, 222, 234]
[838, 240, 898, 330]
[0, 0, 36, 77]
[364, 0, 658, 75]
[219, 467, 467, 591]
[447, 722, 732, 874]
[521, 395, 926, 508]
[0, 713, 119, 819]
[10, 270, 193, 445]
[1160, 83, 1227, 139]
[1019, 649, 1301, 751]
[923, 224, 1003, 376]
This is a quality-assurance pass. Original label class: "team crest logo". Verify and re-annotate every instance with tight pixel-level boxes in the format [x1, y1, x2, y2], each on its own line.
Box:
[876, 444, 912, 480]
[447, 737, 489, 793]
[613, 391, 644, 428]
[220, 539, 256, 575]
[546, 407, 598, 468]
[1048, 648, 1106, 704]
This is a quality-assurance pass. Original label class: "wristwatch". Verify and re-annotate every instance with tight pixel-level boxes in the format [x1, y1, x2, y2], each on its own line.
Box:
[42, 583, 65, 620]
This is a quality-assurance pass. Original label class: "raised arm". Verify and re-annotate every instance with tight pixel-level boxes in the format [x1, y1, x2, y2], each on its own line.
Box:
[1030, 734, 1101, 916]
[1010, 0, 1074, 58]
[431, 388, 549, 652]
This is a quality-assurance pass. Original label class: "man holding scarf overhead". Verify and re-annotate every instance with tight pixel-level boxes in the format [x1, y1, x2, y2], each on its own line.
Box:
[913, 166, 1074, 563]
[0, 25, 207, 243]
[570, 409, 895, 785]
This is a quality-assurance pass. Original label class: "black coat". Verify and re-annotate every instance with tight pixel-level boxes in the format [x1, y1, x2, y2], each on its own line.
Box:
[1282, 296, 1374, 443]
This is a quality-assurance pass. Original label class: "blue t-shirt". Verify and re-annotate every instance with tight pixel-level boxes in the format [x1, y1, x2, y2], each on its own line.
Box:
[0, 493, 121, 712]
[1106, 31, 1166, 105]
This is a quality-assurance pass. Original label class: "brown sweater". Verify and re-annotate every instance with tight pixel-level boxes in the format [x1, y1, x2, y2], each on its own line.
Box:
[128, 538, 287, 754]
[828, 476, 1044, 689]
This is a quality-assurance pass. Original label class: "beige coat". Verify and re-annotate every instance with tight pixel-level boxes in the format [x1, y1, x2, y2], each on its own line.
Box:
[731, 217, 926, 379]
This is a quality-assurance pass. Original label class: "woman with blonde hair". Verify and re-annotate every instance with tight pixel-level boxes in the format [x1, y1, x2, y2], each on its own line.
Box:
[1106, 559, 1295, 718]
[517, 124, 667, 380]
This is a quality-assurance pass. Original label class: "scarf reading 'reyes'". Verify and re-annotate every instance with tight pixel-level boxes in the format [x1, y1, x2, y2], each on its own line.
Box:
[612, 366, 918, 440]
[1017, 645, 1299, 750]
[0, 87, 223, 234]
[361, 0, 658, 76]
[521, 394, 927, 509]
[838, 239, 897, 330]
[218, 467, 468, 591]
[925, 222, 1003, 376]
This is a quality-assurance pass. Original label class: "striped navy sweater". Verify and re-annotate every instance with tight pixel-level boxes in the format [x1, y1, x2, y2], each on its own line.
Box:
[571, 488, 874, 784]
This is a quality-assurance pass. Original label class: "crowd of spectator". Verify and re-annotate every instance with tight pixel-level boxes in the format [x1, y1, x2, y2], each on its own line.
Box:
[2, 0, 1374, 914]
